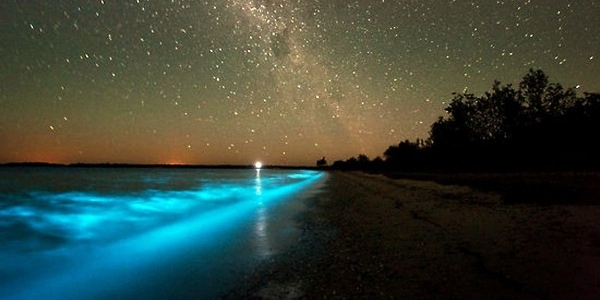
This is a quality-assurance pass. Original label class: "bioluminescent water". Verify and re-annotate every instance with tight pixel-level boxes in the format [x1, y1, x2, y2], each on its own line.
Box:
[0, 167, 326, 299]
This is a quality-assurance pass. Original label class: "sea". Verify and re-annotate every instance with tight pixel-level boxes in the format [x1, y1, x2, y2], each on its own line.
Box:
[0, 166, 326, 299]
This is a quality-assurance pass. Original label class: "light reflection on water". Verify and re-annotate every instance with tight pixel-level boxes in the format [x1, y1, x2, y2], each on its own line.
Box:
[0, 167, 325, 299]
[253, 169, 271, 257]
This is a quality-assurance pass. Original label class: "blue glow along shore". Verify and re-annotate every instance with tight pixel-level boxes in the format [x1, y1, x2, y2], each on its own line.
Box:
[0, 167, 326, 299]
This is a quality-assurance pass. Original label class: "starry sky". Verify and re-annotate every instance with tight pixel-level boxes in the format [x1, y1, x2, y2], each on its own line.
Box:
[1, 0, 598, 165]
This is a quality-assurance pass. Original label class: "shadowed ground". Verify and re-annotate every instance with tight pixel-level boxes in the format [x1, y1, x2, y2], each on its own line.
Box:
[225, 171, 600, 299]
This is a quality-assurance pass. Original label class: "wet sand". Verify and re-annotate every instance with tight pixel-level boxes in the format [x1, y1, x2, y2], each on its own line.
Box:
[225, 171, 600, 299]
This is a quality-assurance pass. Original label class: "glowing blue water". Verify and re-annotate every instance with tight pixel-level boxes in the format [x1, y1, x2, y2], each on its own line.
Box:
[0, 167, 326, 299]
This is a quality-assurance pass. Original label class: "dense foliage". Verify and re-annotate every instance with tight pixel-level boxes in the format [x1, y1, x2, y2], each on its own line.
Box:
[330, 69, 599, 172]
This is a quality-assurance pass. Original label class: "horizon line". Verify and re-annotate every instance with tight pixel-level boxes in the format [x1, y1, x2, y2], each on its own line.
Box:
[0, 161, 321, 169]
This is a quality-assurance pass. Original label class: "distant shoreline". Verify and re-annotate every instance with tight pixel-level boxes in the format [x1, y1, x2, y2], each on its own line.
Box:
[0, 162, 319, 170]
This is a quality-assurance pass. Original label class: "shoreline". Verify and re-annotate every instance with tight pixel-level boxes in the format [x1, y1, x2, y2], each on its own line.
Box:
[225, 171, 600, 299]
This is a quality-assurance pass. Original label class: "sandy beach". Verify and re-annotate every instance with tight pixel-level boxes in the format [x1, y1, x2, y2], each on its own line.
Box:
[225, 171, 600, 299]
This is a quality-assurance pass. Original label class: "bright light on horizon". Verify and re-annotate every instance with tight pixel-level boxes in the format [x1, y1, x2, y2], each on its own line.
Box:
[254, 161, 262, 169]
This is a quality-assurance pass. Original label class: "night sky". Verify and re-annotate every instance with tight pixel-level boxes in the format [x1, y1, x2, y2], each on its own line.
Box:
[1, 1, 598, 165]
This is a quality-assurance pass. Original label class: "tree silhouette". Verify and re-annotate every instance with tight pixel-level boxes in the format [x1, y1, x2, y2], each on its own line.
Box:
[316, 157, 328, 168]
[393, 69, 598, 171]
[331, 69, 599, 172]
[428, 69, 599, 171]
[384, 139, 428, 171]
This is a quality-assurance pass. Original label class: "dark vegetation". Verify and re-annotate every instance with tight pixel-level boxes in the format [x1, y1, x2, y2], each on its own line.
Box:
[329, 69, 599, 173]
[327, 69, 599, 204]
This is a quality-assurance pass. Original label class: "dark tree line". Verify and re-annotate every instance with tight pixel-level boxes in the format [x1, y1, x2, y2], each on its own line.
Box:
[330, 69, 599, 172]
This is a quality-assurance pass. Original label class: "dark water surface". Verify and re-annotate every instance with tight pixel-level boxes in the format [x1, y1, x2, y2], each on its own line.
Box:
[0, 167, 326, 299]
